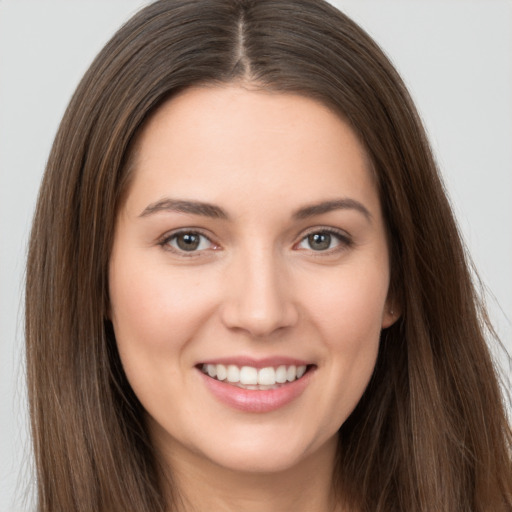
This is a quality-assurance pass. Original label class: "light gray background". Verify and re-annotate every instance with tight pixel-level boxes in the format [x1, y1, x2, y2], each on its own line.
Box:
[1, 1, 511, 510]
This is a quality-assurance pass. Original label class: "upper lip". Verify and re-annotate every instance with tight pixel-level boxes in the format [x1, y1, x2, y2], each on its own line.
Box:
[197, 356, 313, 369]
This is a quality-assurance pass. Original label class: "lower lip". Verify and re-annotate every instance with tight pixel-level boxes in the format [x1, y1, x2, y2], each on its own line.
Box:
[199, 369, 314, 413]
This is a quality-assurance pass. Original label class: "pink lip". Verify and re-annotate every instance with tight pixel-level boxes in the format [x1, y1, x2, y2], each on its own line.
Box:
[198, 356, 311, 369]
[198, 366, 315, 413]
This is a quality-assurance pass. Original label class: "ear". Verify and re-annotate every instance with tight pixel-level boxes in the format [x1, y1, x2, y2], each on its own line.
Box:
[381, 299, 401, 329]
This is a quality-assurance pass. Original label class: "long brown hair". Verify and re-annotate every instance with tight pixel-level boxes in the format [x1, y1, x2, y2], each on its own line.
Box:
[25, 1, 512, 510]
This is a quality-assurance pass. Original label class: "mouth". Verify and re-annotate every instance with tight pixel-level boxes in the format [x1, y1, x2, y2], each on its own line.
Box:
[197, 363, 315, 390]
[196, 357, 316, 412]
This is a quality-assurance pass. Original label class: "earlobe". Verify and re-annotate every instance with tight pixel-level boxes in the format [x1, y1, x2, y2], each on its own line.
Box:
[381, 304, 400, 329]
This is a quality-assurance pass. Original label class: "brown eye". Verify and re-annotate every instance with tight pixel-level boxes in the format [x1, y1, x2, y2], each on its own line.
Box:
[296, 229, 350, 253]
[307, 232, 332, 251]
[176, 233, 201, 251]
[164, 231, 214, 252]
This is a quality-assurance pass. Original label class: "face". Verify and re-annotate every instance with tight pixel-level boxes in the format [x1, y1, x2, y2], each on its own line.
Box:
[109, 85, 394, 476]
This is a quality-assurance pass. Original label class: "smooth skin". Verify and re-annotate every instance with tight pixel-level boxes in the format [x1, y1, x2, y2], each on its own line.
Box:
[109, 85, 396, 512]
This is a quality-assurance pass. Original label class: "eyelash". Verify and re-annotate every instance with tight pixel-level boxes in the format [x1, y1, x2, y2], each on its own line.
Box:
[158, 227, 353, 256]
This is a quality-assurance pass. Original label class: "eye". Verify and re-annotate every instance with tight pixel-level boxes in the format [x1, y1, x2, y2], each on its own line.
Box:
[161, 231, 215, 253]
[296, 229, 350, 252]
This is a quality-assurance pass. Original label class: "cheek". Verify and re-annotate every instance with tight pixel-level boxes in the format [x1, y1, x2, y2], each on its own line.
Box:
[298, 262, 388, 409]
[110, 258, 215, 347]
[304, 263, 389, 344]
[108, 260, 219, 418]
[108, 256, 222, 404]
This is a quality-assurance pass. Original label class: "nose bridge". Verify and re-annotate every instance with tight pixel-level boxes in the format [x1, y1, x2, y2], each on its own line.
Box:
[221, 241, 298, 337]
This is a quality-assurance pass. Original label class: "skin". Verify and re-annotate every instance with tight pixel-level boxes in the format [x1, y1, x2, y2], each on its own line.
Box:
[109, 85, 396, 512]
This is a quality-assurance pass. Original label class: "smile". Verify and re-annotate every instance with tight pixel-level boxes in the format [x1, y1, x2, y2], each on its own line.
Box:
[197, 360, 315, 413]
[200, 363, 309, 389]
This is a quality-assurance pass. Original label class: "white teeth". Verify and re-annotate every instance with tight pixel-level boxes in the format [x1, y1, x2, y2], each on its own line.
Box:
[216, 364, 227, 381]
[227, 365, 239, 383]
[275, 365, 288, 383]
[201, 363, 309, 386]
[258, 367, 276, 386]
[239, 366, 258, 385]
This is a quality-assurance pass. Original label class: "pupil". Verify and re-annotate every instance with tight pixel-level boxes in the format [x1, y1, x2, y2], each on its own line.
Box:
[177, 233, 200, 251]
[308, 233, 331, 250]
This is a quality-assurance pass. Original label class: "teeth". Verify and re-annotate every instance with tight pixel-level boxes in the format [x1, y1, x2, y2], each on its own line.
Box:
[202, 363, 308, 386]
[227, 365, 239, 383]
[257, 367, 275, 386]
[216, 364, 227, 381]
[240, 366, 258, 385]
[275, 365, 287, 383]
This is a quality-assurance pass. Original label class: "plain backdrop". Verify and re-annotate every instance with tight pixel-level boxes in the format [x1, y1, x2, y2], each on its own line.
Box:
[1, 1, 511, 510]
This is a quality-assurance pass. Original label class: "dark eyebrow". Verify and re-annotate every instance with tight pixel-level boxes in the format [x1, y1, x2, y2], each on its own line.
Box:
[292, 198, 372, 222]
[139, 197, 371, 222]
[139, 198, 229, 219]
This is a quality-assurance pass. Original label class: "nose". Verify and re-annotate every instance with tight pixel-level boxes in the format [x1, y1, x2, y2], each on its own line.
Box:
[220, 248, 299, 338]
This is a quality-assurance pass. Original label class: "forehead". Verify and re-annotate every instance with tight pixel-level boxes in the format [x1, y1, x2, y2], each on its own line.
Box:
[123, 85, 379, 219]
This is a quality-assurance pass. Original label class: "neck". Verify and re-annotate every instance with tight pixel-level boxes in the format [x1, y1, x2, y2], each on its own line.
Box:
[157, 435, 342, 512]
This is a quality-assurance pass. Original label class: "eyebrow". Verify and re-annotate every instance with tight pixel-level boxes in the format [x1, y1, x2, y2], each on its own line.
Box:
[292, 198, 372, 222]
[139, 197, 371, 222]
[139, 198, 228, 219]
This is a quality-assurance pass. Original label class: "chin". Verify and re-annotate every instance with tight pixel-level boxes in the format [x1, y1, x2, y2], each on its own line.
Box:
[203, 443, 310, 475]
[191, 423, 337, 476]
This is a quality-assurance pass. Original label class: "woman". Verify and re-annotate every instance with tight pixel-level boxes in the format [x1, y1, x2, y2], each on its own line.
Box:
[25, 0, 512, 511]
